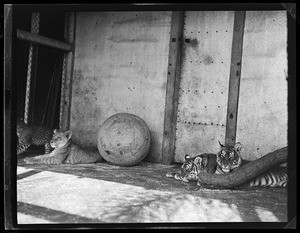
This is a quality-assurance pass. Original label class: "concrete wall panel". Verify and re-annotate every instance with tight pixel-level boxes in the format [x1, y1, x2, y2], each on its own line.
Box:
[175, 11, 235, 162]
[236, 11, 287, 160]
[71, 12, 172, 162]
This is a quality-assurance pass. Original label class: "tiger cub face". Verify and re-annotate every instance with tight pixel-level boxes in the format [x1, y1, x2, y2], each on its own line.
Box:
[50, 129, 72, 148]
[181, 154, 217, 180]
[216, 141, 242, 173]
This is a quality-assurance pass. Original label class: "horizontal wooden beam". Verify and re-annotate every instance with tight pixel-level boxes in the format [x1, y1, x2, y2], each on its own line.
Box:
[17, 29, 72, 52]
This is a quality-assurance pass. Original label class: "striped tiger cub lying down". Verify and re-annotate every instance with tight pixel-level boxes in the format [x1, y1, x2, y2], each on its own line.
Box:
[166, 142, 288, 188]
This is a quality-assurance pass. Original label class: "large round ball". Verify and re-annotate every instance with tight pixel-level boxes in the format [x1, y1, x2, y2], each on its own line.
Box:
[97, 113, 151, 166]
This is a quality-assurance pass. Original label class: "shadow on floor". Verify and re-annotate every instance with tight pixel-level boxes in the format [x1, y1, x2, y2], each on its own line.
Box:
[17, 154, 288, 223]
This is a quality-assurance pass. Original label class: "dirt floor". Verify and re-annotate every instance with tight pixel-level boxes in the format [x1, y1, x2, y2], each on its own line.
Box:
[17, 150, 288, 224]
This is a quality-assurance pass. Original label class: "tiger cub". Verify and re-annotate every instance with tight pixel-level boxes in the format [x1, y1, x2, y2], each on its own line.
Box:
[216, 142, 288, 187]
[166, 153, 218, 182]
[17, 118, 53, 155]
[24, 129, 104, 164]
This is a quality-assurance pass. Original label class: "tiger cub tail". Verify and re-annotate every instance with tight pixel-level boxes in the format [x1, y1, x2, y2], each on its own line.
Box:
[249, 166, 288, 187]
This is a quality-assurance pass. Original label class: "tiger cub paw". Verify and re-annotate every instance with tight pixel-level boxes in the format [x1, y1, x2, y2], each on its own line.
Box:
[24, 157, 38, 164]
[166, 172, 175, 178]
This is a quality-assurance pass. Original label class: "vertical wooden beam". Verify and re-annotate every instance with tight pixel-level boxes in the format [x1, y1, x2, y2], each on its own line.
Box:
[59, 12, 76, 131]
[4, 4, 14, 229]
[25, 12, 40, 125]
[161, 11, 184, 165]
[225, 11, 246, 147]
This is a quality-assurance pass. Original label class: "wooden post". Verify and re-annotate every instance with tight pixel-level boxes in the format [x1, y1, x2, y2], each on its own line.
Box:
[4, 4, 14, 229]
[59, 12, 76, 131]
[225, 11, 246, 147]
[161, 11, 184, 165]
[26, 12, 40, 125]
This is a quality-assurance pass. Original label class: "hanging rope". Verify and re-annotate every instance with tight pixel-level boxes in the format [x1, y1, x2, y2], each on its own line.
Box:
[42, 57, 58, 125]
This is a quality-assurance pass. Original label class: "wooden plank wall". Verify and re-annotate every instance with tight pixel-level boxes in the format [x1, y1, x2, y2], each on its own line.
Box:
[71, 12, 171, 163]
[236, 11, 287, 160]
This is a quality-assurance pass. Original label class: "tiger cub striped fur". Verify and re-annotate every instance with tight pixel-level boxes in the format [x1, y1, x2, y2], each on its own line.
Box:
[24, 129, 104, 164]
[166, 153, 218, 182]
[216, 142, 288, 187]
[17, 118, 53, 155]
